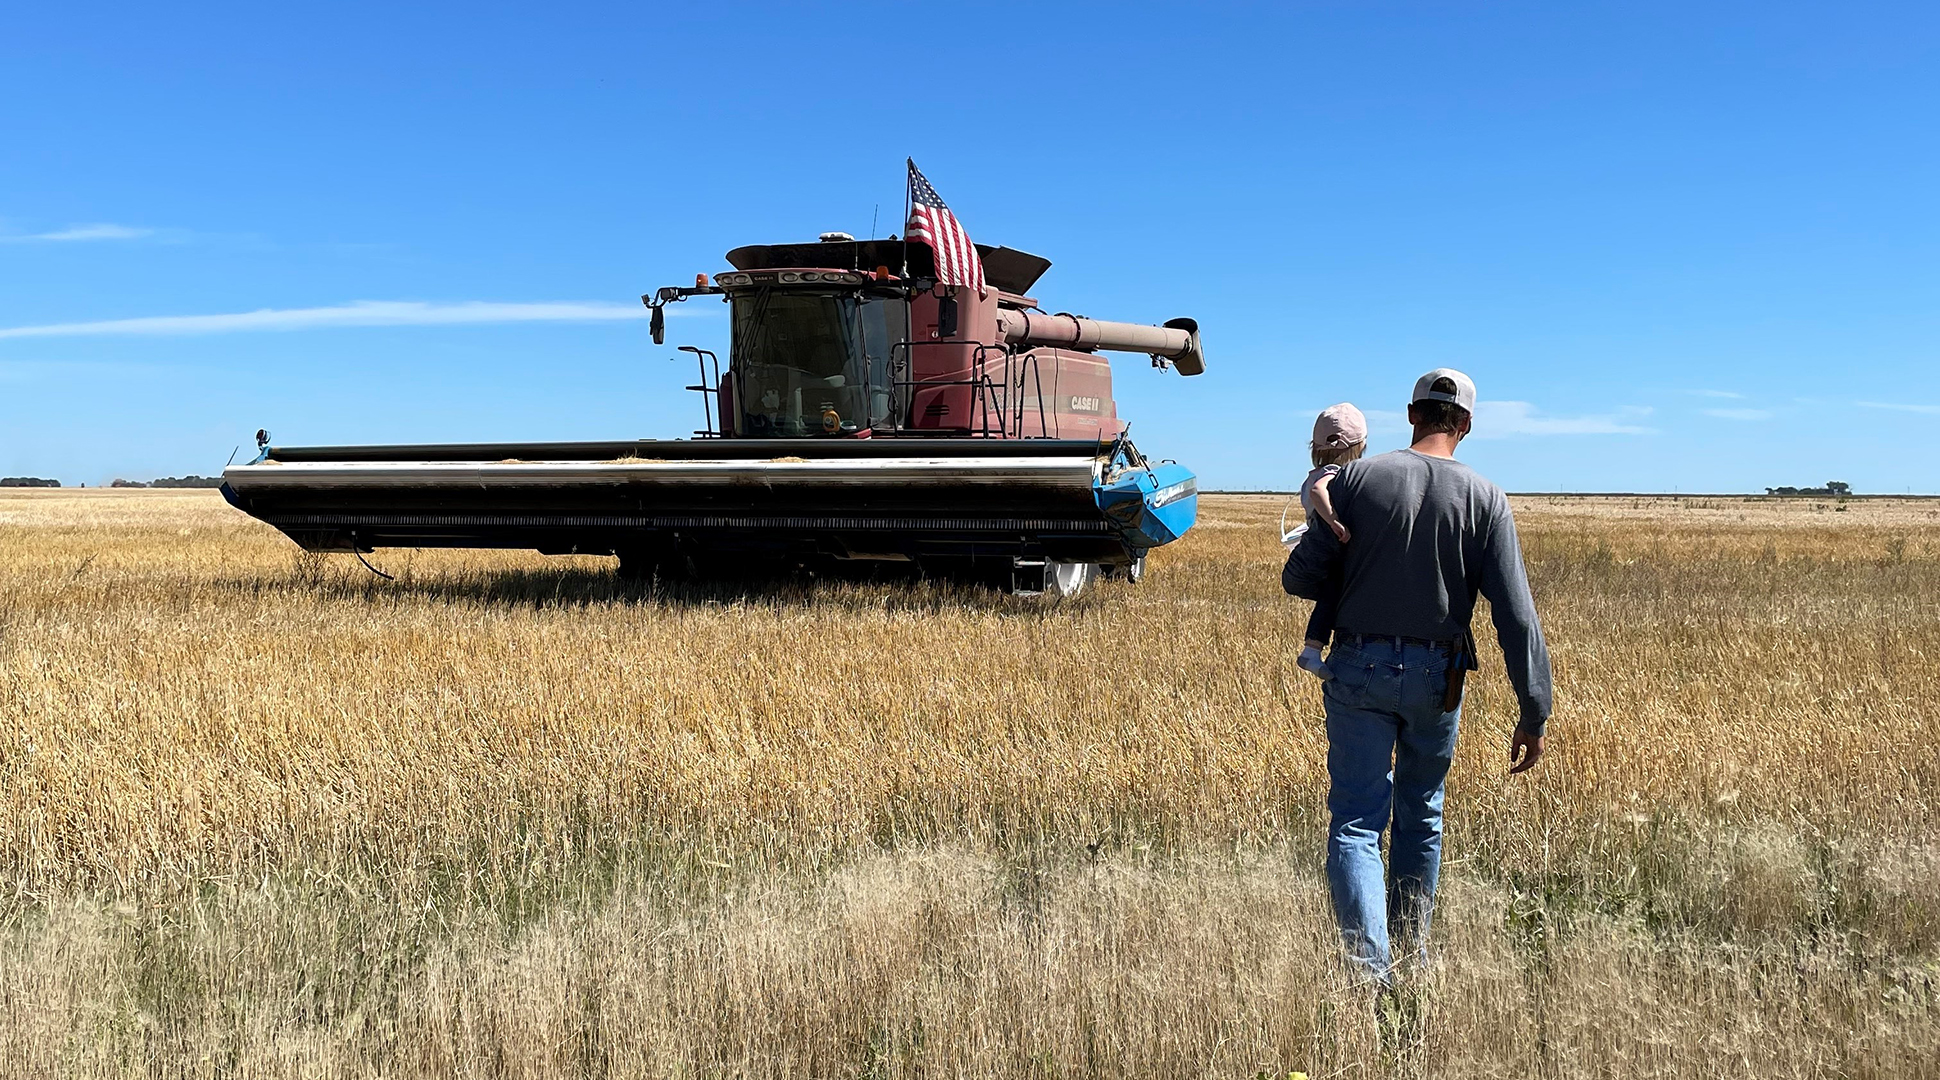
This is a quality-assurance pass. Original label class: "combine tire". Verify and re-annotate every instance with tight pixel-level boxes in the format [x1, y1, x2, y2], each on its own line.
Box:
[1043, 559, 1098, 598]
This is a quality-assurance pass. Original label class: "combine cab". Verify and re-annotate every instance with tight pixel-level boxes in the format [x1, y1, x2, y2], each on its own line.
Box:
[222, 235, 1205, 595]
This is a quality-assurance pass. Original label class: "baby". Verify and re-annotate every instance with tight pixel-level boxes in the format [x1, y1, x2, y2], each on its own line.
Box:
[1281, 403, 1366, 679]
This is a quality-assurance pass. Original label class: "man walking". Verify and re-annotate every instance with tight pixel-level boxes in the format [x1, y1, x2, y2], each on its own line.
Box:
[1282, 368, 1552, 981]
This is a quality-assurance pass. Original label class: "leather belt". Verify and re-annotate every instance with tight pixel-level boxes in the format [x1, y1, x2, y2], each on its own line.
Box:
[1332, 631, 1460, 651]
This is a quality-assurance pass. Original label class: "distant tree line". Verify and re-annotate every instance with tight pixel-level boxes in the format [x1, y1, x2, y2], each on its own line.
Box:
[110, 476, 226, 489]
[1765, 481, 1851, 497]
[0, 477, 60, 487]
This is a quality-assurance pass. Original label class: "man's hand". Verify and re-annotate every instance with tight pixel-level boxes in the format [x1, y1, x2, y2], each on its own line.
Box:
[1508, 729, 1545, 775]
[1310, 472, 1351, 543]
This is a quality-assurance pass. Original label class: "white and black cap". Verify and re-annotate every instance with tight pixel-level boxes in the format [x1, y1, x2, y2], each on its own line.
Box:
[1412, 367, 1476, 413]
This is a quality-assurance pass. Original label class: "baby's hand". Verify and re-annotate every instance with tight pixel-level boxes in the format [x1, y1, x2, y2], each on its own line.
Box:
[1310, 472, 1351, 543]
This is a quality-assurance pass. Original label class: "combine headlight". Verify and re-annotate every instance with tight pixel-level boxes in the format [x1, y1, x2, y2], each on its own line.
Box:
[779, 272, 800, 283]
[716, 273, 752, 286]
[800, 272, 822, 282]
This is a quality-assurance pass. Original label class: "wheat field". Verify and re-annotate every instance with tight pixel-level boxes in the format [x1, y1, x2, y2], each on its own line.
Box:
[0, 488, 1936, 1078]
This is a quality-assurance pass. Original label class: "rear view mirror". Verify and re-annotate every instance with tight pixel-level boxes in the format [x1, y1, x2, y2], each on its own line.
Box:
[650, 305, 666, 345]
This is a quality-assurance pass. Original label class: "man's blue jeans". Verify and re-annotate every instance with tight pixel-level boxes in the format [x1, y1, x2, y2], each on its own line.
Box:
[1321, 637, 1462, 980]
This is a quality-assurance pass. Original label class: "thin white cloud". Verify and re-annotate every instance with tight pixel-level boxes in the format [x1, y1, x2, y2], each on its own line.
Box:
[1701, 407, 1773, 421]
[1359, 401, 1652, 438]
[1, 223, 156, 242]
[1684, 388, 1743, 399]
[0, 299, 690, 339]
[1471, 401, 1655, 438]
[1855, 401, 1940, 416]
[1358, 408, 1412, 434]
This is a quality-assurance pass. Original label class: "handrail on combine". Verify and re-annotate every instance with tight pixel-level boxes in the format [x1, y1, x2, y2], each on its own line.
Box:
[1011, 348, 1050, 439]
[672, 337, 1053, 441]
[676, 346, 724, 438]
[887, 340, 1023, 439]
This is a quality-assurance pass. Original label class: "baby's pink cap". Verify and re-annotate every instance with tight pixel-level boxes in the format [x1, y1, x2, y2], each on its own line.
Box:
[1312, 403, 1368, 449]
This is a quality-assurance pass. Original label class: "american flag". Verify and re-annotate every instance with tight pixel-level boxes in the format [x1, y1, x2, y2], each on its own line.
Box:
[906, 159, 985, 294]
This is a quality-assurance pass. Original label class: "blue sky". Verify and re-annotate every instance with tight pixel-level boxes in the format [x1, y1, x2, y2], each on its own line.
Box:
[2, 1, 1935, 491]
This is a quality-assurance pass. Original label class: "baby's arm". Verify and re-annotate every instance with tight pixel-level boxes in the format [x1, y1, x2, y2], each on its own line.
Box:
[1310, 471, 1350, 543]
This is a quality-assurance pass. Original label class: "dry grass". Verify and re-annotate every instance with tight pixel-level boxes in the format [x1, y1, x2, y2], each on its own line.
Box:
[1, 489, 1937, 1077]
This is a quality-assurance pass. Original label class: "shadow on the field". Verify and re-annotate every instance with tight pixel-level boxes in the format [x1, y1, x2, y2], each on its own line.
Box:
[263, 555, 1083, 616]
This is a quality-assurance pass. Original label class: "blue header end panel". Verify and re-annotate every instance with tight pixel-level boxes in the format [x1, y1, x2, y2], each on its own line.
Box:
[1095, 457, 1199, 552]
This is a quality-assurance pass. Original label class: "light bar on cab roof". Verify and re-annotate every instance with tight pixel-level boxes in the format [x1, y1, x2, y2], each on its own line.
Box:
[739, 271, 865, 285]
[713, 270, 874, 288]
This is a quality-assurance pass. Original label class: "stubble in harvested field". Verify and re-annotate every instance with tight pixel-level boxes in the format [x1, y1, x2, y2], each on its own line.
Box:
[0, 489, 1936, 1076]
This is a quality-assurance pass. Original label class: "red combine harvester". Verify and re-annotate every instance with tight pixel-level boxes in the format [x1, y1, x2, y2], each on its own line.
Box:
[222, 233, 1206, 596]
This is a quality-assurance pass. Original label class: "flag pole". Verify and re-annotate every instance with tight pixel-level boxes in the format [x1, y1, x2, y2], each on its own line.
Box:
[901, 158, 912, 278]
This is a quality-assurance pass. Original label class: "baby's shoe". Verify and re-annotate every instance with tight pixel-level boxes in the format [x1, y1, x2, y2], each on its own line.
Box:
[1296, 645, 1332, 681]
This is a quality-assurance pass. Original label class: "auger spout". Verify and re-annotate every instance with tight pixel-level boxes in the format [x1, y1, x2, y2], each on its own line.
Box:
[995, 309, 1205, 376]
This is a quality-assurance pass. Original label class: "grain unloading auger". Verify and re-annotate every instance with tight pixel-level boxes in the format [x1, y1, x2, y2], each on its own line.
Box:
[222, 235, 1205, 595]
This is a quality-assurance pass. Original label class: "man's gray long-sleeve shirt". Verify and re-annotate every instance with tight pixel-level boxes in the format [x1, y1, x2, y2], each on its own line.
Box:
[1282, 449, 1554, 734]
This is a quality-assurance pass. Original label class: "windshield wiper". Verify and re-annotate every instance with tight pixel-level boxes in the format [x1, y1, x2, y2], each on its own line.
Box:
[737, 286, 776, 359]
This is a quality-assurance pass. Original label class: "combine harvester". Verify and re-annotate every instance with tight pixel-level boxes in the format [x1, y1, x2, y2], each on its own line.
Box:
[223, 175, 1207, 596]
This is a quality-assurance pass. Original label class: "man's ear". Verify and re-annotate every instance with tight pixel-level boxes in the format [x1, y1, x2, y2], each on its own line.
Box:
[1406, 403, 1422, 427]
